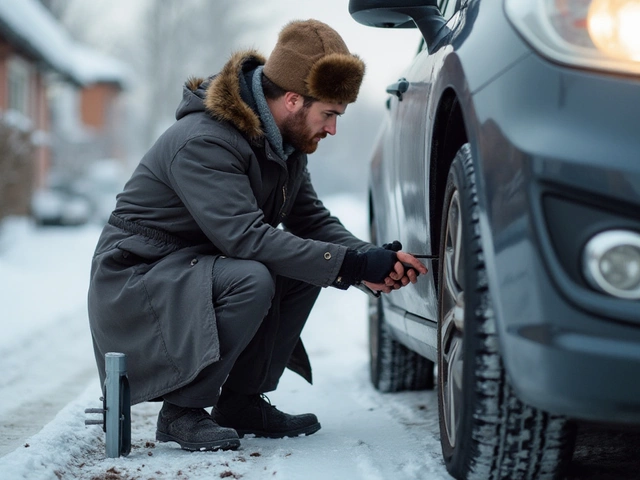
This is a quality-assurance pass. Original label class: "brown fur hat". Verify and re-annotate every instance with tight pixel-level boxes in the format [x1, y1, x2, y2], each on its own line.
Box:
[263, 19, 365, 104]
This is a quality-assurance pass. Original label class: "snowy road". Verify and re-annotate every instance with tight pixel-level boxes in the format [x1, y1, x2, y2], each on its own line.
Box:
[0, 303, 95, 457]
[1, 196, 640, 479]
[0, 220, 100, 458]
[0, 197, 451, 480]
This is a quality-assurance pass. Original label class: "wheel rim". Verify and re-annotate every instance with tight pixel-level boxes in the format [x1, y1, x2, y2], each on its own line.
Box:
[440, 189, 465, 448]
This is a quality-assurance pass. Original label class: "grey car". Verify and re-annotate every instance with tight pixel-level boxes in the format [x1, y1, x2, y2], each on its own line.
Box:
[349, 1, 640, 479]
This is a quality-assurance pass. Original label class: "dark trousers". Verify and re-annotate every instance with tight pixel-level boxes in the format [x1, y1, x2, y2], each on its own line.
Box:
[164, 257, 321, 408]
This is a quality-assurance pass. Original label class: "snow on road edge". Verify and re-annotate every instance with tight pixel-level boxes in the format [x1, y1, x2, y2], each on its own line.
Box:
[1, 383, 104, 480]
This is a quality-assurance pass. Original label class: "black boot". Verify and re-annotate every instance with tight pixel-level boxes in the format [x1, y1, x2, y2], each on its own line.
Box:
[212, 390, 321, 438]
[156, 401, 240, 451]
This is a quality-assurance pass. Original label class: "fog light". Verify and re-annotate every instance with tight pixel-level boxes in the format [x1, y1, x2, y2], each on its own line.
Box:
[583, 230, 640, 299]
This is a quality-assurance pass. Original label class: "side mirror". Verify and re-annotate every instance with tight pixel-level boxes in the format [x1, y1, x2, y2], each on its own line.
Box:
[349, 0, 446, 48]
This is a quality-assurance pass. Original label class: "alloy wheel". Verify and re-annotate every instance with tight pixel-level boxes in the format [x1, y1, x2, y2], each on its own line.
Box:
[439, 189, 465, 448]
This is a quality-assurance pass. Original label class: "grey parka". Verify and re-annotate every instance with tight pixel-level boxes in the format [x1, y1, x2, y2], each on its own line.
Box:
[87, 50, 370, 405]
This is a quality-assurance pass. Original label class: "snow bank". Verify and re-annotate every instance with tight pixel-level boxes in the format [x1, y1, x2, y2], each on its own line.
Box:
[1, 384, 104, 480]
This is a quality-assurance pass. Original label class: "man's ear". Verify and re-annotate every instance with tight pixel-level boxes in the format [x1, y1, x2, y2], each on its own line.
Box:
[283, 92, 303, 113]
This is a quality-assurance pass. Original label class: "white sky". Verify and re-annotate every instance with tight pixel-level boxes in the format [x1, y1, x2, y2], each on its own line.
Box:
[243, 1, 423, 103]
[72, 0, 422, 105]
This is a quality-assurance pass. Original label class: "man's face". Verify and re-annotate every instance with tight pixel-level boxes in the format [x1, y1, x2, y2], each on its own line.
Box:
[281, 100, 347, 154]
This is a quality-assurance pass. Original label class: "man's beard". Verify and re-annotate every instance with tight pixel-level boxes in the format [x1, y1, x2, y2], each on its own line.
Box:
[281, 107, 326, 154]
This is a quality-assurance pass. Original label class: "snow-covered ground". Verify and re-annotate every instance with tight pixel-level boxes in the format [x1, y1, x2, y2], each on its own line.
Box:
[0, 196, 450, 480]
[2, 195, 640, 480]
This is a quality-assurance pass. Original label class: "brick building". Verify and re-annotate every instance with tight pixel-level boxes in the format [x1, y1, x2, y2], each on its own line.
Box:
[0, 0, 128, 220]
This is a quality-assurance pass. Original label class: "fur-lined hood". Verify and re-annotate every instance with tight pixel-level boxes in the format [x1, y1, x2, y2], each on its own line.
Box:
[181, 50, 266, 142]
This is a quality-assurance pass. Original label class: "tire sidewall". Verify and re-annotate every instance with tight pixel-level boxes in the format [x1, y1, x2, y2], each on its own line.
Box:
[438, 145, 576, 480]
[437, 145, 484, 475]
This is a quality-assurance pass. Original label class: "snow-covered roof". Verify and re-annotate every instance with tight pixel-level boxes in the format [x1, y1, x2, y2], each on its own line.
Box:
[0, 0, 129, 88]
[71, 44, 130, 87]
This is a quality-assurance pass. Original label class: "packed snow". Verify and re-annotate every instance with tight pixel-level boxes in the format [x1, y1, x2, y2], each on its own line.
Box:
[0, 196, 450, 480]
[2, 195, 639, 480]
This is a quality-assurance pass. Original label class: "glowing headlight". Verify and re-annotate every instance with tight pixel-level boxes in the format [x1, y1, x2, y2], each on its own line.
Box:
[505, 0, 640, 75]
[583, 230, 640, 299]
[588, 0, 640, 61]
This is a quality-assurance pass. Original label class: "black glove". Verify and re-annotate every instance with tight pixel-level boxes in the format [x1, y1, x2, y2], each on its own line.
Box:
[383, 240, 420, 279]
[334, 248, 398, 289]
[382, 240, 402, 252]
[361, 248, 398, 283]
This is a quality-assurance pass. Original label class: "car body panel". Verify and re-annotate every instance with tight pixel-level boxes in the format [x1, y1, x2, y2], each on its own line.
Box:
[372, 0, 532, 320]
[472, 52, 640, 421]
[364, 0, 640, 424]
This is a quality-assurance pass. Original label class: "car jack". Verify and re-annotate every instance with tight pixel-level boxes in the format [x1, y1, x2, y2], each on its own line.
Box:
[85, 352, 131, 458]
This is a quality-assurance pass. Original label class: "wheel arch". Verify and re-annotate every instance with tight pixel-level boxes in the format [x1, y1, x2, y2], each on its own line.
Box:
[368, 191, 376, 242]
[429, 89, 468, 269]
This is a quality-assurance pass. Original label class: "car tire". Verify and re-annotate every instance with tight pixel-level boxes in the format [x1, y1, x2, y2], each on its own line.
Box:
[369, 280, 435, 393]
[436, 144, 576, 480]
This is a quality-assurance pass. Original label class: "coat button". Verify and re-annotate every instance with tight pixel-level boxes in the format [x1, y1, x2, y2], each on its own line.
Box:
[190, 258, 198, 266]
[324, 252, 331, 260]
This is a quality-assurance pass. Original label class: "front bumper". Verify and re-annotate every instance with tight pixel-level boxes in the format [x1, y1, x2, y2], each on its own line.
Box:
[471, 51, 640, 424]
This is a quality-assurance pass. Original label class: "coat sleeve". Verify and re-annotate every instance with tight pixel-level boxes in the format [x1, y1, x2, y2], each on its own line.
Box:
[168, 135, 347, 287]
[283, 168, 373, 252]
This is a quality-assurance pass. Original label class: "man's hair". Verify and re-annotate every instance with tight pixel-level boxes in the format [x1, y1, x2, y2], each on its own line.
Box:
[262, 74, 315, 108]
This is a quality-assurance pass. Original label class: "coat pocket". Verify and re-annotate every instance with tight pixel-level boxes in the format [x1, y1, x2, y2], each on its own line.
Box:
[115, 235, 182, 264]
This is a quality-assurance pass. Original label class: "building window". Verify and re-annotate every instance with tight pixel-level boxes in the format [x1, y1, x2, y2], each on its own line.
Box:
[7, 56, 31, 117]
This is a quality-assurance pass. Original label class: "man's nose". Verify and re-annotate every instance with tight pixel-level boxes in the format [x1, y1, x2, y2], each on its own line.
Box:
[324, 118, 337, 136]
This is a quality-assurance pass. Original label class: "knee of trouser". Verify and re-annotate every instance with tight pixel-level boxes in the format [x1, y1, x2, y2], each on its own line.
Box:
[234, 260, 276, 311]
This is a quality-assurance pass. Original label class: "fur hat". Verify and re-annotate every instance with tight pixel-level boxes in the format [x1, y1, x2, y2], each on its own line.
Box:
[263, 19, 365, 104]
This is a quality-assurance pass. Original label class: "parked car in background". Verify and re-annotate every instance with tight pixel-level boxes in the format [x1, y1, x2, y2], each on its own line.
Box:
[31, 181, 91, 227]
[349, 1, 640, 479]
[31, 159, 128, 227]
[73, 159, 128, 225]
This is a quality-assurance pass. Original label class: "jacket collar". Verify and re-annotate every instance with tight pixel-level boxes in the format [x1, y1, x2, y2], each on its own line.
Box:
[203, 50, 266, 142]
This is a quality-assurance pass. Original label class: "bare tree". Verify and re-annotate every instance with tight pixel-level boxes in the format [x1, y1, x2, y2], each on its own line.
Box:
[35, 0, 380, 198]
[0, 121, 35, 218]
[139, 0, 260, 146]
[39, 0, 266, 152]
[36, 0, 92, 41]
[37, 0, 63, 17]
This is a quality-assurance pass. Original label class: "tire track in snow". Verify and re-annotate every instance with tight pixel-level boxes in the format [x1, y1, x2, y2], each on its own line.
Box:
[346, 366, 447, 480]
[0, 305, 96, 457]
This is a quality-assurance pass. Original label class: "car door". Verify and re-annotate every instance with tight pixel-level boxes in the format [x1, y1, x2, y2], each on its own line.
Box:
[387, 0, 464, 320]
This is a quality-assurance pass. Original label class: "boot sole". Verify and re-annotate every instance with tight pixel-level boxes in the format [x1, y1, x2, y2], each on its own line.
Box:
[235, 421, 321, 439]
[156, 431, 240, 451]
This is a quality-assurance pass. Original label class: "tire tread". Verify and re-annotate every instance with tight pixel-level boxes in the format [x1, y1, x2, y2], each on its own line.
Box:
[373, 299, 434, 393]
[440, 145, 575, 480]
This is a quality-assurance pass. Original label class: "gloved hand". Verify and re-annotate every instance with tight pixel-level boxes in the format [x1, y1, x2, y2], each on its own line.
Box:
[360, 248, 398, 284]
[334, 248, 397, 288]
[382, 240, 420, 281]
[382, 240, 402, 252]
